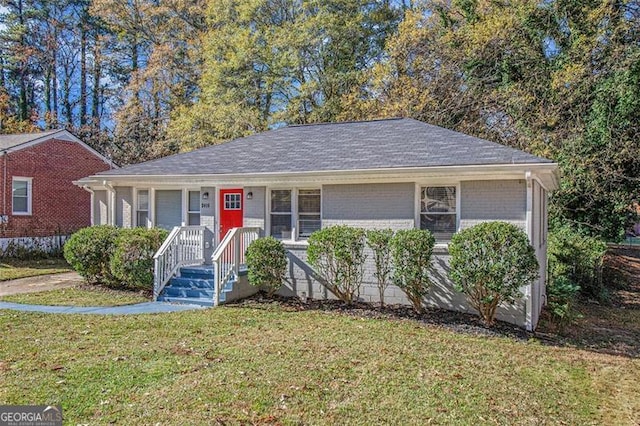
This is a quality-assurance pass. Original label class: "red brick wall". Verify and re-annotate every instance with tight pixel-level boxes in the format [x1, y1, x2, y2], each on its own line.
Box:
[0, 138, 112, 238]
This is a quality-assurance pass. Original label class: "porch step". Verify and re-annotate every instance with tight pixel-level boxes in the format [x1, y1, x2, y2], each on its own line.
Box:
[157, 264, 234, 306]
[156, 296, 214, 307]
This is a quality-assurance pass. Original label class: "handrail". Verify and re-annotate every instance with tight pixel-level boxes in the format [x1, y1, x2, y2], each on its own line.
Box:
[211, 227, 261, 306]
[153, 226, 206, 300]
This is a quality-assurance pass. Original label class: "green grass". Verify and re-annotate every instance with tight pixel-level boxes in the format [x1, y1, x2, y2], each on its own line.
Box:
[0, 286, 149, 307]
[0, 304, 638, 425]
[0, 258, 72, 281]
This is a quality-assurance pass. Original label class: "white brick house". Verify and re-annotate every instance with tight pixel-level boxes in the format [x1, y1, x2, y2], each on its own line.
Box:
[76, 118, 559, 330]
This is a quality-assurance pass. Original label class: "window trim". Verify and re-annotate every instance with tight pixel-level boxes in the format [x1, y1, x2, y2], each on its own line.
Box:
[186, 189, 201, 226]
[11, 177, 32, 216]
[223, 192, 242, 210]
[414, 183, 460, 244]
[134, 188, 150, 228]
[266, 186, 322, 242]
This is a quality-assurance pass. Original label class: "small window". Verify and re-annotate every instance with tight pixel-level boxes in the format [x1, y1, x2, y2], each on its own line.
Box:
[224, 193, 241, 210]
[420, 186, 457, 240]
[136, 189, 149, 227]
[12, 177, 32, 215]
[270, 190, 292, 239]
[298, 189, 321, 238]
[188, 190, 201, 226]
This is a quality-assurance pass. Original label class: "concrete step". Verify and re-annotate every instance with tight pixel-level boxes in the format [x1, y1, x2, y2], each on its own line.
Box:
[168, 277, 214, 289]
[156, 295, 214, 307]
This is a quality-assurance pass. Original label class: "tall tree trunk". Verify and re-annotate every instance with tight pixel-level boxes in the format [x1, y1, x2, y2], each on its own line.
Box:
[17, 0, 27, 121]
[91, 35, 101, 127]
[80, 26, 87, 126]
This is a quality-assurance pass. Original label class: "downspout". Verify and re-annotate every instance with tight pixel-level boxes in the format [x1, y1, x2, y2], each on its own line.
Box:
[524, 171, 533, 331]
[104, 181, 116, 226]
[2, 150, 7, 222]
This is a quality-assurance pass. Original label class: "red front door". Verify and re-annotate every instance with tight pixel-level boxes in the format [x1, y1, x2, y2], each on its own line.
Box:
[219, 189, 244, 238]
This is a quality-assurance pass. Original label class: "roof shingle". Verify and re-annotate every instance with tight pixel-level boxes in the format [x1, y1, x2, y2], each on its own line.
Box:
[98, 118, 552, 177]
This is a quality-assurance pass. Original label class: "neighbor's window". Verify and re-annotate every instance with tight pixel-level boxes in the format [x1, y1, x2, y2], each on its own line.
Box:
[12, 177, 32, 215]
[298, 189, 321, 238]
[420, 186, 457, 240]
[136, 189, 149, 227]
[188, 190, 201, 225]
[270, 190, 292, 239]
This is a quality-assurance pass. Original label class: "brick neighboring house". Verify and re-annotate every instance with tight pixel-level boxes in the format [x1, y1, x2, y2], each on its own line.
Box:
[0, 129, 113, 251]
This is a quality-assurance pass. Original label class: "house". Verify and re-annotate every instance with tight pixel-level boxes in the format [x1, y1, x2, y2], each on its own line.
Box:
[0, 129, 113, 252]
[76, 118, 559, 330]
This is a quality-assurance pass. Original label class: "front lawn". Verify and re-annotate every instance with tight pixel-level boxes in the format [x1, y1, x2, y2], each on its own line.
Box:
[0, 286, 149, 307]
[0, 258, 72, 281]
[0, 304, 638, 424]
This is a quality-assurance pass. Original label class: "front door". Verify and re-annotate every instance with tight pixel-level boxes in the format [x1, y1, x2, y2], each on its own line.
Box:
[219, 189, 244, 238]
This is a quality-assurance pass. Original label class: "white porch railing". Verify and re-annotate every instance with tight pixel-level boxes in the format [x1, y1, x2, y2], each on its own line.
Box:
[153, 226, 206, 300]
[212, 227, 261, 306]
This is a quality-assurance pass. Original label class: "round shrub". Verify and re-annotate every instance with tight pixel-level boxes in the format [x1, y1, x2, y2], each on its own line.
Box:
[366, 229, 394, 307]
[245, 237, 287, 296]
[449, 221, 539, 325]
[110, 227, 168, 290]
[307, 225, 367, 303]
[390, 229, 435, 313]
[63, 225, 121, 285]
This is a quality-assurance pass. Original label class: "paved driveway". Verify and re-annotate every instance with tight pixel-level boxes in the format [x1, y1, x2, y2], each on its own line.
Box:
[0, 272, 83, 297]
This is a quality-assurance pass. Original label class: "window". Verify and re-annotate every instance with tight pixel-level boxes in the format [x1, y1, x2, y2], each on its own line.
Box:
[420, 186, 457, 240]
[136, 190, 149, 227]
[270, 190, 292, 239]
[188, 190, 201, 225]
[12, 177, 32, 215]
[224, 193, 241, 210]
[298, 189, 321, 238]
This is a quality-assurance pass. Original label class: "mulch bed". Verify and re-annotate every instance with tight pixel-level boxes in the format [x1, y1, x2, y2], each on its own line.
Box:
[230, 292, 534, 341]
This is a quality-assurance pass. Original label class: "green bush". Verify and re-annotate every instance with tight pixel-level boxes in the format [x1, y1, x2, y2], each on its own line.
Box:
[246, 237, 287, 296]
[307, 225, 367, 303]
[548, 226, 607, 300]
[449, 222, 539, 326]
[546, 275, 581, 329]
[63, 225, 121, 285]
[390, 229, 435, 313]
[366, 229, 394, 307]
[110, 227, 168, 290]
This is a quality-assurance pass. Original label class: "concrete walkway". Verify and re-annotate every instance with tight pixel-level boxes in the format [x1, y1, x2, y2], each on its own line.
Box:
[0, 272, 82, 297]
[0, 272, 205, 314]
[0, 301, 204, 314]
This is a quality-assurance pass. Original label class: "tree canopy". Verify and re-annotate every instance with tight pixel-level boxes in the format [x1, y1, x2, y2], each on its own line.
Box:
[0, 0, 637, 239]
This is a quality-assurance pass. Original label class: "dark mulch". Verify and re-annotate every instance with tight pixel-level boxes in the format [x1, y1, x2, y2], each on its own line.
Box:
[229, 292, 534, 341]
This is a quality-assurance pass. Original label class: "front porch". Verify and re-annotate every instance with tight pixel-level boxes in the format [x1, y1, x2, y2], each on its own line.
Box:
[153, 226, 261, 306]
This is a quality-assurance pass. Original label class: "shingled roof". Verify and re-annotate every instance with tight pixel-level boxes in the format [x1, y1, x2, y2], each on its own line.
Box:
[0, 129, 62, 151]
[98, 118, 552, 177]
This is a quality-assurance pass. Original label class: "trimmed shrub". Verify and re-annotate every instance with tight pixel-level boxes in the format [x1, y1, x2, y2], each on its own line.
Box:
[449, 221, 539, 325]
[546, 275, 581, 329]
[246, 237, 287, 296]
[110, 227, 168, 290]
[390, 229, 435, 313]
[366, 229, 394, 307]
[548, 226, 607, 300]
[307, 225, 367, 303]
[63, 225, 121, 284]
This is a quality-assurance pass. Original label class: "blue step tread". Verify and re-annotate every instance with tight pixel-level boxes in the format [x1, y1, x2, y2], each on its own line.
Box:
[169, 277, 214, 289]
[163, 287, 214, 298]
[156, 296, 214, 307]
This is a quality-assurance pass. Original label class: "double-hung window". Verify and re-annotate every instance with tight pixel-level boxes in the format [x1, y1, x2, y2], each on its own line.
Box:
[136, 190, 149, 227]
[188, 190, 201, 225]
[297, 189, 321, 238]
[12, 177, 32, 215]
[270, 190, 292, 239]
[420, 186, 457, 241]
